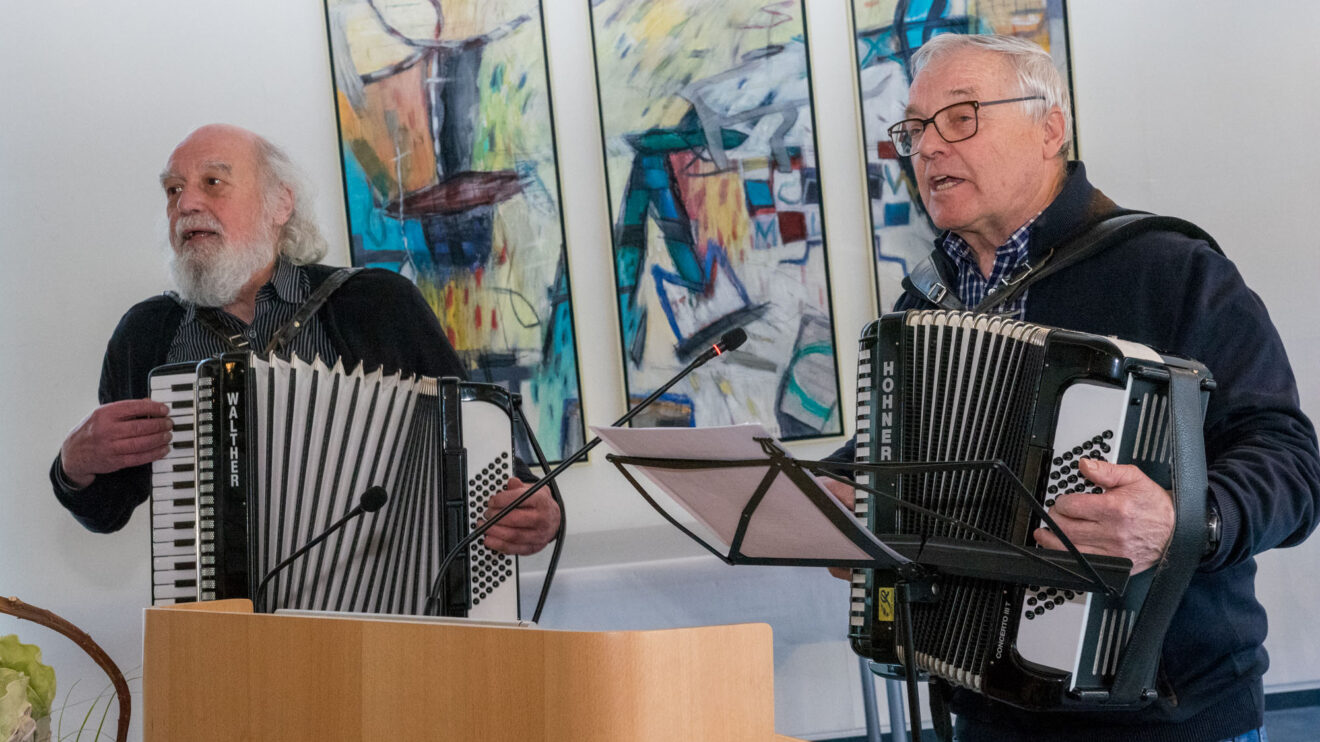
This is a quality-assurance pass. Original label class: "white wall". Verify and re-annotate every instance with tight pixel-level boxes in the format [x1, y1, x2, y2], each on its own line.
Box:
[1, 1, 1316, 739]
[1067, 0, 1320, 693]
[0, 3, 350, 738]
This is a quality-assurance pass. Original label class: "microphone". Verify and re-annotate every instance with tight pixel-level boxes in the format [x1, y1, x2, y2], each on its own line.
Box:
[251, 486, 389, 613]
[703, 327, 747, 359]
[358, 485, 388, 513]
[425, 328, 749, 615]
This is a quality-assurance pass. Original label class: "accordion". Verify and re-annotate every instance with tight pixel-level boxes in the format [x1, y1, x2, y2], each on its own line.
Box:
[848, 310, 1212, 710]
[148, 353, 519, 620]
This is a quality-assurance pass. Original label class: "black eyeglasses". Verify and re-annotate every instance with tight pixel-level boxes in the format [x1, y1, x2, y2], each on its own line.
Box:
[886, 96, 1045, 157]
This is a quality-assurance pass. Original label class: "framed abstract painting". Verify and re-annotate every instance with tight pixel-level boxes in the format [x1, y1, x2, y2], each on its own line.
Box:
[324, 0, 585, 460]
[589, 0, 843, 439]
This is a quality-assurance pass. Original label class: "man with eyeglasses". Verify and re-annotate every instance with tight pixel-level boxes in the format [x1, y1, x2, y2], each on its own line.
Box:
[826, 33, 1317, 742]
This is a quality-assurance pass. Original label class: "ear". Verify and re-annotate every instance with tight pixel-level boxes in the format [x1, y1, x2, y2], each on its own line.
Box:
[1040, 106, 1068, 159]
[271, 184, 295, 226]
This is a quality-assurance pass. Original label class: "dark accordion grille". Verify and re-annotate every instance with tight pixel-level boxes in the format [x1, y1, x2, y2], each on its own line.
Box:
[897, 312, 1049, 690]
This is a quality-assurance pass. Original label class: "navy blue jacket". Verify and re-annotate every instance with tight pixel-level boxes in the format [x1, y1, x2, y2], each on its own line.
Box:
[838, 163, 1319, 741]
[52, 265, 466, 533]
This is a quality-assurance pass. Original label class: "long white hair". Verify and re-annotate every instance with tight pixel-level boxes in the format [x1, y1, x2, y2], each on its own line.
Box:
[254, 135, 327, 264]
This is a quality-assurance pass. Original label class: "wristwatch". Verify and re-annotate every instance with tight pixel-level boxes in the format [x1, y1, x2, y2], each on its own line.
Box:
[1203, 503, 1222, 559]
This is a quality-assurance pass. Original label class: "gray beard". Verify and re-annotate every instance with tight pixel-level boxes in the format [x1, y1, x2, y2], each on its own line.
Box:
[168, 236, 276, 308]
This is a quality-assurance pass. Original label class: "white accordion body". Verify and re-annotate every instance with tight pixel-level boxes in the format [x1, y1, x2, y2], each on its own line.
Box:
[148, 353, 519, 620]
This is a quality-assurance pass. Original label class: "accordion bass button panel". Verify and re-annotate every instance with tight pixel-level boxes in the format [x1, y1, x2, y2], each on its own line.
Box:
[459, 400, 519, 622]
[1016, 376, 1139, 689]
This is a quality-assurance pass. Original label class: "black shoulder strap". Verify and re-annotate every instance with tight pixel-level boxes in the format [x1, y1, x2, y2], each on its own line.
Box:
[262, 267, 362, 355]
[161, 267, 364, 355]
[162, 291, 251, 353]
[972, 212, 1223, 315]
[906, 255, 966, 311]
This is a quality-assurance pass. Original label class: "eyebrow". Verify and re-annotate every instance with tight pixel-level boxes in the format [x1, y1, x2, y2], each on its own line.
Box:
[158, 161, 234, 185]
[905, 87, 978, 117]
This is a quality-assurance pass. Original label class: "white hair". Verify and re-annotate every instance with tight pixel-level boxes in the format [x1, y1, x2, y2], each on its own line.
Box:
[911, 33, 1073, 157]
[253, 136, 328, 264]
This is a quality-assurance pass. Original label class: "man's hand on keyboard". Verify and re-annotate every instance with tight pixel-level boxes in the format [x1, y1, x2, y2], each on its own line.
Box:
[60, 399, 173, 488]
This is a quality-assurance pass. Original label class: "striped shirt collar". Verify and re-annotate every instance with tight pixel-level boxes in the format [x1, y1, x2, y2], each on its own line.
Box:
[179, 257, 307, 325]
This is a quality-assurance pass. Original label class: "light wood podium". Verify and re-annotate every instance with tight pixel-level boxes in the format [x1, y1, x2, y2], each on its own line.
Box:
[144, 600, 801, 741]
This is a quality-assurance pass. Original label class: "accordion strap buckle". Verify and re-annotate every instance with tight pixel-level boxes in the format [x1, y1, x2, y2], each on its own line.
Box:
[1001, 262, 1034, 287]
[908, 255, 965, 311]
[1002, 247, 1052, 288]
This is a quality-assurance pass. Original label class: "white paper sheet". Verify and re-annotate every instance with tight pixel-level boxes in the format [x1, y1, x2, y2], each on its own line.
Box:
[592, 423, 905, 565]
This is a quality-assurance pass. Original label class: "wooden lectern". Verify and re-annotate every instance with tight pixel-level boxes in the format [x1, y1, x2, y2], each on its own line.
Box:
[143, 600, 800, 741]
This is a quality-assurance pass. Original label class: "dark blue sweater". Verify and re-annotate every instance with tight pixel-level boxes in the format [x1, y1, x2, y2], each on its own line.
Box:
[838, 163, 1319, 741]
[52, 265, 466, 533]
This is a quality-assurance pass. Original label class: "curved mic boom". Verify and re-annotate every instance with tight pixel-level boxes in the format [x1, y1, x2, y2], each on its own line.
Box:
[425, 325, 750, 615]
[251, 486, 390, 613]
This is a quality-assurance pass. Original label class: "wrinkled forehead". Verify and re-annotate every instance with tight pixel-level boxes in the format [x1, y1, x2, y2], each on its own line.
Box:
[160, 159, 234, 182]
[162, 130, 259, 182]
[906, 49, 1017, 116]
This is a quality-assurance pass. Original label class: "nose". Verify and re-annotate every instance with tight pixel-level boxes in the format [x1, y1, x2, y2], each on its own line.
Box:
[174, 185, 205, 215]
[914, 122, 947, 159]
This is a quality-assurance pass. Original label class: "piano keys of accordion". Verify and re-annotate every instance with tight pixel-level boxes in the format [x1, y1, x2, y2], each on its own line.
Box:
[149, 365, 203, 607]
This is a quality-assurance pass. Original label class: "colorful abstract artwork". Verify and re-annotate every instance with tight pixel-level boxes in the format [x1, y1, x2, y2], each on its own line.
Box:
[325, 0, 584, 460]
[590, 0, 843, 439]
[850, 0, 1072, 309]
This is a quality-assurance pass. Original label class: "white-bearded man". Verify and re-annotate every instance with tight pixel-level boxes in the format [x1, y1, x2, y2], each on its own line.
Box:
[52, 123, 559, 557]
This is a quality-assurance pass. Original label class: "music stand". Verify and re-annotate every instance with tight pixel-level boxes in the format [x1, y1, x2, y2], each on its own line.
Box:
[595, 424, 1130, 592]
[595, 423, 1134, 742]
[596, 424, 906, 570]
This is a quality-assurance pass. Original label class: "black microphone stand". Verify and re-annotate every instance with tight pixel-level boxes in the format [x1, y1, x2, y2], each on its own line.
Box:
[252, 486, 388, 613]
[424, 329, 748, 616]
[511, 400, 566, 624]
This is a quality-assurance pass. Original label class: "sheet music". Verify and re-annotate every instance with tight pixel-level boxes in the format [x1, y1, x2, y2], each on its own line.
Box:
[592, 424, 904, 565]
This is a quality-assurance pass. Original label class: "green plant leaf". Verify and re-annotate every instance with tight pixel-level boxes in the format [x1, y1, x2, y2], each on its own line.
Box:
[0, 668, 34, 739]
[0, 634, 57, 719]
